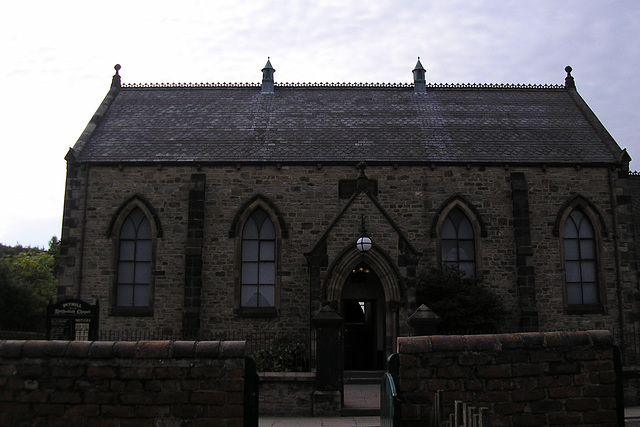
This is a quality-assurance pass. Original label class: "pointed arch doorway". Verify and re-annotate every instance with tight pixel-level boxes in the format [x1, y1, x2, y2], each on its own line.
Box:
[342, 263, 385, 370]
[325, 248, 402, 372]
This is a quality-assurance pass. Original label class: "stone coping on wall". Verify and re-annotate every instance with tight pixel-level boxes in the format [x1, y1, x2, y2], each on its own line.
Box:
[0, 339, 246, 359]
[397, 330, 613, 354]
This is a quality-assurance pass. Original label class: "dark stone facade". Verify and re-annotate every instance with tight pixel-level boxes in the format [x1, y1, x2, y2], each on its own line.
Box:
[57, 163, 638, 363]
[57, 64, 639, 373]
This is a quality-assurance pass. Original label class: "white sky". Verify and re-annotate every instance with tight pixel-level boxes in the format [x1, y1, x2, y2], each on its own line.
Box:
[1, 0, 639, 248]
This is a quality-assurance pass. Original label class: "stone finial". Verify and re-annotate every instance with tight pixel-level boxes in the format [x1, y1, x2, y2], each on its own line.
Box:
[261, 58, 275, 94]
[564, 65, 576, 89]
[111, 64, 121, 89]
[413, 57, 426, 93]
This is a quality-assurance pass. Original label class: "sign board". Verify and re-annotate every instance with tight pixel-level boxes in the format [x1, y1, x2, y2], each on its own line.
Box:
[46, 299, 99, 341]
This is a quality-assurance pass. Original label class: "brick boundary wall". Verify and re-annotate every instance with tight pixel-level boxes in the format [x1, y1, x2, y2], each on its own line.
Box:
[0, 340, 248, 427]
[396, 330, 621, 427]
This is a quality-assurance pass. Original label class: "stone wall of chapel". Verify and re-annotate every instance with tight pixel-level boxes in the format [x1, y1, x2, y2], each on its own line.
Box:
[76, 166, 192, 335]
[61, 162, 635, 340]
[58, 163, 84, 298]
[528, 169, 604, 329]
[194, 164, 521, 335]
[414, 165, 521, 328]
[526, 167, 620, 331]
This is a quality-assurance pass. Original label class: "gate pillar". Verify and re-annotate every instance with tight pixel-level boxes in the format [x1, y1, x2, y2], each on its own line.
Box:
[311, 305, 343, 416]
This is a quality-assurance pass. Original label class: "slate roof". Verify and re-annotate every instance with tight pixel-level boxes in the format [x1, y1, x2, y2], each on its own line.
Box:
[72, 81, 624, 165]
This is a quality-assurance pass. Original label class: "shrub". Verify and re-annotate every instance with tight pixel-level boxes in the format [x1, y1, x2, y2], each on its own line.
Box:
[416, 267, 506, 332]
[252, 339, 308, 372]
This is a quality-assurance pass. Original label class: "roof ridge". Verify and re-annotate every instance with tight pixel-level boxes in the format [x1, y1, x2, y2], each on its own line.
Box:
[121, 82, 564, 90]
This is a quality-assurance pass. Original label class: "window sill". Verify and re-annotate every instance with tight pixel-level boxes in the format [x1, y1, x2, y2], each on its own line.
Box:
[110, 307, 154, 317]
[237, 307, 279, 318]
[565, 304, 605, 315]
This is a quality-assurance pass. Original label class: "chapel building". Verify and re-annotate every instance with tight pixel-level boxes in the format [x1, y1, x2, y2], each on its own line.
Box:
[58, 60, 638, 369]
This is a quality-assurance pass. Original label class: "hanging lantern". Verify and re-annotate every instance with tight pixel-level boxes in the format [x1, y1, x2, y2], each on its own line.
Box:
[356, 215, 372, 252]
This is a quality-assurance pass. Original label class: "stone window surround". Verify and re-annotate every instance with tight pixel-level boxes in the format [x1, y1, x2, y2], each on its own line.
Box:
[107, 196, 161, 317]
[556, 196, 607, 314]
[432, 196, 485, 281]
[232, 197, 284, 318]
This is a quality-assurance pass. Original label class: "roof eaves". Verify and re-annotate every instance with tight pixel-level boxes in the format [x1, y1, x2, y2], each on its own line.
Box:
[74, 159, 617, 169]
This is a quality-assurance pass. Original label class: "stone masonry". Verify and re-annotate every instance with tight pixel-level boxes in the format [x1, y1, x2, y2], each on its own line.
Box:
[0, 340, 248, 427]
[58, 164, 637, 348]
[56, 65, 640, 409]
[396, 330, 620, 427]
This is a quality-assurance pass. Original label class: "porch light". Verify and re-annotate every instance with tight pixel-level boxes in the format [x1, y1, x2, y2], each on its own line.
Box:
[356, 215, 372, 252]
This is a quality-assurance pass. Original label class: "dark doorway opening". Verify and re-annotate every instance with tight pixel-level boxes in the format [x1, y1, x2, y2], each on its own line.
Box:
[344, 299, 377, 370]
[342, 264, 385, 370]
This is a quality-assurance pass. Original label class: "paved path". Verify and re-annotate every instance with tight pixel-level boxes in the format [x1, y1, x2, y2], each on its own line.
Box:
[261, 406, 640, 426]
[343, 384, 380, 415]
[627, 406, 640, 425]
[260, 383, 381, 426]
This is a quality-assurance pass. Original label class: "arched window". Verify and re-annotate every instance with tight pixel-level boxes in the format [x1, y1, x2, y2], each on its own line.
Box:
[563, 209, 599, 306]
[241, 208, 276, 308]
[441, 207, 475, 277]
[116, 208, 152, 307]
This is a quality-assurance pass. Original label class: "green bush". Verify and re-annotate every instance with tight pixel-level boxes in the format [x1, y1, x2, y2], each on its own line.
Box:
[416, 267, 506, 332]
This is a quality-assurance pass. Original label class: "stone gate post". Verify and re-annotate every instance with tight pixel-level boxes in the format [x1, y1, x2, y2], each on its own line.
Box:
[311, 305, 343, 416]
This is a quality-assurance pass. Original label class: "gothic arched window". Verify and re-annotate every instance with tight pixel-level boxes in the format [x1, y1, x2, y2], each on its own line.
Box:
[241, 208, 276, 308]
[116, 208, 152, 307]
[563, 209, 599, 306]
[441, 207, 475, 277]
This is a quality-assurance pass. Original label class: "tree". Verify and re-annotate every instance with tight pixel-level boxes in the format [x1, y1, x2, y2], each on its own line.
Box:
[416, 267, 506, 332]
[0, 238, 58, 331]
[0, 261, 40, 330]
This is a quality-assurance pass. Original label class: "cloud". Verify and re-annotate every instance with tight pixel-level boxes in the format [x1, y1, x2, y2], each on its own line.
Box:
[0, 0, 638, 247]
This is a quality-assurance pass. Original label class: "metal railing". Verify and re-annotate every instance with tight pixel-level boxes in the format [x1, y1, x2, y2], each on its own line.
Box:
[432, 391, 490, 427]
